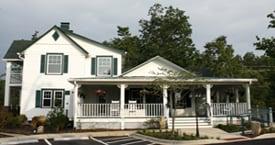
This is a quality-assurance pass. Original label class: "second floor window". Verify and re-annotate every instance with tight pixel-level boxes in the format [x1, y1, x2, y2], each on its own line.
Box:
[47, 54, 63, 74]
[97, 57, 112, 76]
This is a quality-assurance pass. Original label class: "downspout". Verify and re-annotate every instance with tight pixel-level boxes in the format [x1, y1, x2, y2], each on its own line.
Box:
[17, 53, 24, 60]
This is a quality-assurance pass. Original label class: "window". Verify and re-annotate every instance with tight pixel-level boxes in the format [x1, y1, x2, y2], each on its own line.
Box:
[97, 57, 112, 76]
[54, 90, 63, 107]
[42, 90, 52, 107]
[42, 89, 64, 108]
[47, 54, 63, 74]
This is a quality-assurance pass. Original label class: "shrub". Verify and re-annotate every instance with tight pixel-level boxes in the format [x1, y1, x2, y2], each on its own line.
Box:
[6, 116, 21, 128]
[215, 124, 241, 133]
[18, 115, 28, 124]
[47, 107, 69, 132]
[144, 118, 160, 129]
[32, 116, 47, 129]
[138, 130, 208, 140]
[0, 107, 13, 128]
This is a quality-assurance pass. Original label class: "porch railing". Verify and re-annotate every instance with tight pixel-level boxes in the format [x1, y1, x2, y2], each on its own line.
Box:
[77, 103, 163, 118]
[124, 103, 163, 117]
[211, 103, 248, 117]
[78, 103, 120, 117]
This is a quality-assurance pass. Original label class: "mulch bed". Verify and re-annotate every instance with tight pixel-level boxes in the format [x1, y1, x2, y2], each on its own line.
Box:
[0, 134, 11, 138]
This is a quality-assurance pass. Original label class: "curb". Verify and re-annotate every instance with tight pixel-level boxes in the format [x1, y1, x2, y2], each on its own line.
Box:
[131, 133, 225, 145]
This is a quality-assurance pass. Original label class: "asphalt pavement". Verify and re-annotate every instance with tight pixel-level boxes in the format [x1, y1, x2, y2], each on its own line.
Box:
[8, 136, 159, 145]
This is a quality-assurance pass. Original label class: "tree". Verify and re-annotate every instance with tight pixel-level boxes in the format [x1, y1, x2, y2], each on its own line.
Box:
[106, 3, 199, 70]
[152, 70, 205, 137]
[104, 26, 142, 70]
[254, 11, 275, 109]
[201, 36, 243, 78]
[138, 4, 199, 69]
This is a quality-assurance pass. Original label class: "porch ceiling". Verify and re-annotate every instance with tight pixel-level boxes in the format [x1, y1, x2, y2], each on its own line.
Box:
[68, 76, 257, 85]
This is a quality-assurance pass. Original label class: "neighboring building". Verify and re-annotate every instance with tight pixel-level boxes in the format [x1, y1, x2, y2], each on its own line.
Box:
[3, 23, 257, 129]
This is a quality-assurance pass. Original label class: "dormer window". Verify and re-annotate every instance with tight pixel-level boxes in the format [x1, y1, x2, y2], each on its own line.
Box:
[97, 56, 112, 76]
[47, 54, 63, 74]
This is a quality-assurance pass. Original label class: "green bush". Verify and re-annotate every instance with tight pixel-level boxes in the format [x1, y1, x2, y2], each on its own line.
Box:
[0, 107, 27, 129]
[215, 124, 242, 133]
[18, 115, 27, 124]
[47, 107, 69, 132]
[144, 118, 160, 129]
[138, 130, 208, 140]
[0, 107, 13, 128]
[6, 116, 21, 128]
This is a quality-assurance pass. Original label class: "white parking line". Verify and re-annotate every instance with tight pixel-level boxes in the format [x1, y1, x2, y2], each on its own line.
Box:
[44, 139, 52, 145]
[121, 140, 147, 145]
[89, 136, 108, 145]
[54, 137, 89, 141]
[106, 138, 137, 144]
[2, 140, 38, 145]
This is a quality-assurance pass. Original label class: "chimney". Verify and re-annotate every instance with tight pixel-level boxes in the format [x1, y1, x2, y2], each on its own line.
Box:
[60, 22, 70, 31]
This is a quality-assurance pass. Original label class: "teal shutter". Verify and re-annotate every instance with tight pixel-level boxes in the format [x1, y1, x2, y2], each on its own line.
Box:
[91, 57, 96, 75]
[65, 90, 70, 95]
[113, 58, 118, 75]
[35, 90, 42, 108]
[63, 55, 69, 73]
[40, 55, 46, 73]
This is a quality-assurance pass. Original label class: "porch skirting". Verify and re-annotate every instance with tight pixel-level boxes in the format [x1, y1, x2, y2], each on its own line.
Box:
[76, 118, 151, 129]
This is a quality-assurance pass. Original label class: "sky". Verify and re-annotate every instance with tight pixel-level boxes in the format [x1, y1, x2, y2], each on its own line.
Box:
[1, 0, 275, 75]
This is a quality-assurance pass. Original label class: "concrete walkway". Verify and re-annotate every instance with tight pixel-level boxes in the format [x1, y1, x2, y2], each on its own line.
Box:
[255, 133, 275, 139]
[179, 128, 248, 140]
[0, 132, 26, 137]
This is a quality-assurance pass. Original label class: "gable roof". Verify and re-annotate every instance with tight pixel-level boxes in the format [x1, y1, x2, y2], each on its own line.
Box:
[20, 26, 89, 56]
[63, 29, 125, 54]
[121, 55, 194, 76]
[4, 25, 125, 59]
[3, 40, 33, 59]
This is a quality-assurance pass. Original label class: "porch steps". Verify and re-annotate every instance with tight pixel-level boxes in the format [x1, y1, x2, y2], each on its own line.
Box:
[168, 117, 212, 129]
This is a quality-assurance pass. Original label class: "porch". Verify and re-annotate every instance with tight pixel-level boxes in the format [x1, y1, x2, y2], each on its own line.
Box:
[70, 77, 254, 129]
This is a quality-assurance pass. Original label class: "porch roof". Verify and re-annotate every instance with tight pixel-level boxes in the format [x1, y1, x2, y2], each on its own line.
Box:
[68, 76, 257, 85]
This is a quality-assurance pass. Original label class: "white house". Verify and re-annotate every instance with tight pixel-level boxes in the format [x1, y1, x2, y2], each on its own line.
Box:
[3, 23, 257, 129]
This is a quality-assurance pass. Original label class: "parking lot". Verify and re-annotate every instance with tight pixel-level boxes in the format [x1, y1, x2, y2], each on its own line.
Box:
[12, 136, 160, 145]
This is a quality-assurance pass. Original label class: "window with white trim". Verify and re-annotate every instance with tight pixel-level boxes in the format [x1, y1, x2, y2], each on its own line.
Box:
[54, 90, 63, 107]
[47, 54, 63, 74]
[97, 57, 112, 76]
[42, 89, 64, 108]
[42, 90, 52, 107]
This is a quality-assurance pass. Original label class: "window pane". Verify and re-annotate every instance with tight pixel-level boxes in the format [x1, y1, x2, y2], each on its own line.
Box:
[54, 91, 63, 107]
[47, 54, 62, 74]
[43, 90, 52, 107]
[43, 99, 51, 107]
[54, 99, 62, 107]
[97, 57, 112, 76]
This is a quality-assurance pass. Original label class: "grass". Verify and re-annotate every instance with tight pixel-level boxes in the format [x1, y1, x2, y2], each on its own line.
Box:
[138, 130, 209, 140]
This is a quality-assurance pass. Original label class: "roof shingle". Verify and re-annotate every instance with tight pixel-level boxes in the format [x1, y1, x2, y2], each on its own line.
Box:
[3, 40, 33, 59]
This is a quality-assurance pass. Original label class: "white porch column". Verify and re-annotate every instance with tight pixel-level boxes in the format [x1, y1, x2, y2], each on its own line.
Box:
[73, 82, 80, 129]
[4, 62, 11, 106]
[205, 84, 213, 125]
[245, 84, 251, 111]
[162, 85, 169, 119]
[235, 88, 239, 103]
[118, 84, 127, 130]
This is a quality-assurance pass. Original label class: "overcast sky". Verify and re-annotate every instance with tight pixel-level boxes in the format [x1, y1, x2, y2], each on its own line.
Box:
[1, 0, 275, 74]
